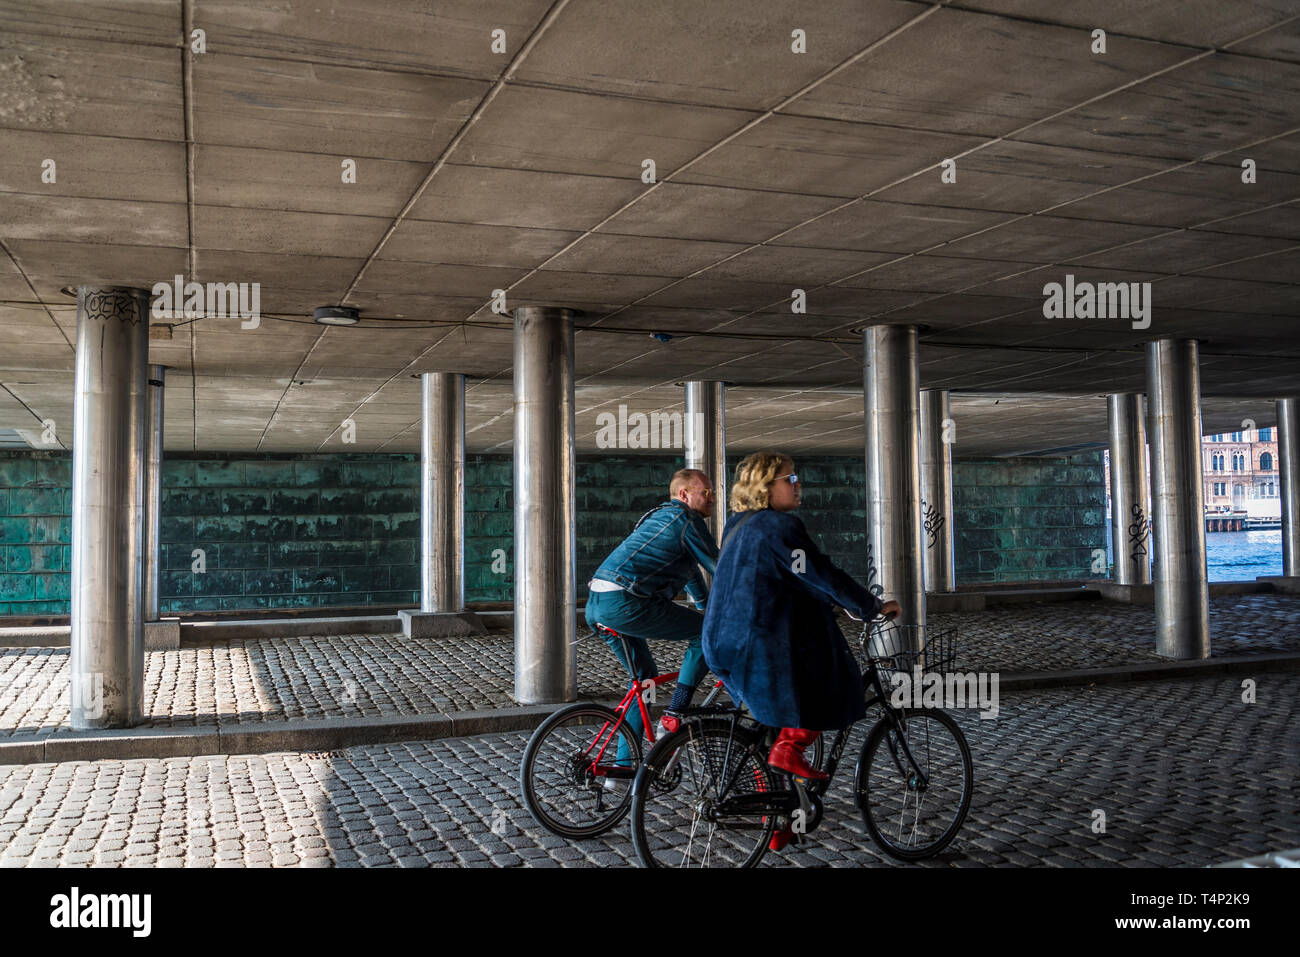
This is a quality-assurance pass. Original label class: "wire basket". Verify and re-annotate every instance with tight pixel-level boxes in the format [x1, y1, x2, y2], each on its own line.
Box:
[861, 620, 958, 682]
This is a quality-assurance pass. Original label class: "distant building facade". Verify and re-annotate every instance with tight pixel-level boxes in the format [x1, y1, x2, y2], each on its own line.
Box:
[1202, 428, 1279, 511]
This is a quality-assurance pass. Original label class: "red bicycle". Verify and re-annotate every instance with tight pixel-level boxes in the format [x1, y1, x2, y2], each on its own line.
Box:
[520, 624, 820, 838]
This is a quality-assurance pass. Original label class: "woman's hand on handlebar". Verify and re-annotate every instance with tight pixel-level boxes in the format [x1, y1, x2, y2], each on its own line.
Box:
[844, 600, 901, 623]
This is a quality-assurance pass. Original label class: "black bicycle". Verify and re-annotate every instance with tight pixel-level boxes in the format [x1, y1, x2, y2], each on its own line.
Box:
[629, 613, 973, 867]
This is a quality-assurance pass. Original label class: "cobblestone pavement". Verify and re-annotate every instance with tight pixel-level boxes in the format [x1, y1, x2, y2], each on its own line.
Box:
[1, 595, 1296, 738]
[0, 672, 1295, 867]
[940, 593, 1300, 673]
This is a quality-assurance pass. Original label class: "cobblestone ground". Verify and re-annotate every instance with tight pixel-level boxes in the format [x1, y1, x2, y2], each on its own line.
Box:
[0, 673, 1295, 867]
[1, 595, 1296, 738]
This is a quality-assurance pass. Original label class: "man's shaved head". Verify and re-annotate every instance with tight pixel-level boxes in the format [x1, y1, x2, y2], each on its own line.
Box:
[670, 468, 708, 498]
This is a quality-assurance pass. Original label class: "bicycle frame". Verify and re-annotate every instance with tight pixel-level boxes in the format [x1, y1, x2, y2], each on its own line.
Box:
[589, 624, 728, 776]
[585, 674, 730, 777]
[690, 659, 932, 824]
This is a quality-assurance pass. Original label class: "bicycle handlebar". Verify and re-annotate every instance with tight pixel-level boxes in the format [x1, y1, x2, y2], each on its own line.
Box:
[842, 607, 898, 624]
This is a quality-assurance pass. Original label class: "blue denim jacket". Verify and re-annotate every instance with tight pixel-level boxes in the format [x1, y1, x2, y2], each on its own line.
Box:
[592, 501, 719, 605]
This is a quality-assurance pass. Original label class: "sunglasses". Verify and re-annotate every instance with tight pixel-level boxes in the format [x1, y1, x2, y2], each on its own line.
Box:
[775, 473, 799, 485]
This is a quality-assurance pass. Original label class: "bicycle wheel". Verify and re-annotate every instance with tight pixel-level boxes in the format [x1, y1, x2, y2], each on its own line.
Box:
[856, 708, 972, 860]
[630, 718, 777, 868]
[520, 704, 642, 838]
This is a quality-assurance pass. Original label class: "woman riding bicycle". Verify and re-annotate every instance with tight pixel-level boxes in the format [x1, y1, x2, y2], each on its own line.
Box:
[702, 451, 900, 848]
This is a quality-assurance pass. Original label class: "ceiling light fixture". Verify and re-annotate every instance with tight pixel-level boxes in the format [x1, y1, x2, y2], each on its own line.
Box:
[313, 305, 360, 326]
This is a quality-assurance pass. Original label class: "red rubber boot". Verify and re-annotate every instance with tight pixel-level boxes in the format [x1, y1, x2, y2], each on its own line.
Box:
[767, 728, 828, 781]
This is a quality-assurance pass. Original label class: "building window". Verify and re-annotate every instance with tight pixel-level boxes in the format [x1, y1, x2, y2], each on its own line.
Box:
[1212, 434, 1223, 442]
[1260, 428, 1272, 441]
[1232, 431, 1242, 442]
[1260, 452, 1273, 471]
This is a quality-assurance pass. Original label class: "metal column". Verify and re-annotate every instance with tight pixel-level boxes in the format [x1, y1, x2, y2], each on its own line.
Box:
[919, 389, 955, 593]
[144, 365, 165, 621]
[513, 306, 576, 704]
[1146, 339, 1210, 659]
[420, 372, 465, 612]
[683, 380, 726, 542]
[1107, 393, 1151, 585]
[1279, 397, 1300, 577]
[863, 325, 925, 643]
[70, 287, 150, 729]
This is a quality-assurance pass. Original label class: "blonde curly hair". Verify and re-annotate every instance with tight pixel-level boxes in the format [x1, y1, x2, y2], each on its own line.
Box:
[729, 451, 794, 513]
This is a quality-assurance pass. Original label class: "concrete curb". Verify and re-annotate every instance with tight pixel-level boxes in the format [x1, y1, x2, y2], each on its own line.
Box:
[2, 651, 1298, 766]
[0, 702, 587, 766]
[998, 651, 1300, 692]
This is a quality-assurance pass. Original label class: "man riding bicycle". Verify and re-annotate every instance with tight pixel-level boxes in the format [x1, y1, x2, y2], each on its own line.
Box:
[585, 468, 719, 770]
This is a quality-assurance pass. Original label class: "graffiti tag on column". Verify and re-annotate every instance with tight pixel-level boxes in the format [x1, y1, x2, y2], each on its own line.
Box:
[863, 540, 884, 597]
[1127, 503, 1149, 563]
[921, 498, 945, 550]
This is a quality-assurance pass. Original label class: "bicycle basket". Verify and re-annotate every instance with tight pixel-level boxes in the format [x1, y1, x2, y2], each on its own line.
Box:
[861, 620, 958, 682]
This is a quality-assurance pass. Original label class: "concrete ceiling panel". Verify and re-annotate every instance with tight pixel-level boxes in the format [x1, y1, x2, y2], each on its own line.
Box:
[195, 0, 554, 76]
[4, 240, 188, 300]
[192, 206, 391, 258]
[675, 115, 985, 197]
[789, 7, 1192, 136]
[405, 165, 644, 231]
[0, 130, 186, 204]
[1073, 231, 1296, 273]
[513, 0, 925, 111]
[939, 214, 1171, 263]
[956, 1, 1299, 51]
[871, 141, 1173, 213]
[455, 84, 754, 178]
[0, 1, 180, 46]
[594, 183, 846, 245]
[193, 145, 428, 218]
[835, 254, 1032, 292]
[377, 220, 582, 268]
[702, 246, 897, 285]
[0, 32, 182, 139]
[191, 54, 489, 162]
[770, 200, 1017, 253]
[540, 234, 748, 278]
[1017, 54, 1300, 162]
[0, 194, 187, 248]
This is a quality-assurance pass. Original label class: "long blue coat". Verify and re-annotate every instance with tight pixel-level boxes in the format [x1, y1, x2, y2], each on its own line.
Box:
[702, 509, 882, 731]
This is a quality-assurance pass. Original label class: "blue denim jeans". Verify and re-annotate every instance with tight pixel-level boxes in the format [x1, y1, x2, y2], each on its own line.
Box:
[585, 589, 708, 764]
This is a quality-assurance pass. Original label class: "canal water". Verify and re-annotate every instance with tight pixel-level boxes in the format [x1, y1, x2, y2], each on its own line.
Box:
[1205, 529, 1283, 582]
[1105, 524, 1282, 581]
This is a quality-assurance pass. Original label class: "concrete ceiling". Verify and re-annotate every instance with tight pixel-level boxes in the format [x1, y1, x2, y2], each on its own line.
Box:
[1, 0, 1298, 456]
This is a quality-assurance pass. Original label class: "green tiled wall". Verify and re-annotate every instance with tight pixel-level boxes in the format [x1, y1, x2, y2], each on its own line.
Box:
[0, 449, 1107, 614]
[952, 451, 1108, 584]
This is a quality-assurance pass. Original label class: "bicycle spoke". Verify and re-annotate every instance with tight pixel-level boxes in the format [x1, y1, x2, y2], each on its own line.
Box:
[632, 721, 775, 868]
[860, 710, 971, 860]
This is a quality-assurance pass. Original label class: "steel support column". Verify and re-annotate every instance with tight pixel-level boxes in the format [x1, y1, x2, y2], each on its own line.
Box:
[863, 325, 925, 643]
[919, 389, 955, 593]
[513, 306, 576, 704]
[420, 372, 466, 613]
[144, 365, 165, 621]
[1278, 397, 1300, 577]
[683, 380, 726, 542]
[1146, 339, 1210, 659]
[1108, 393, 1152, 585]
[70, 287, 150, 729]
